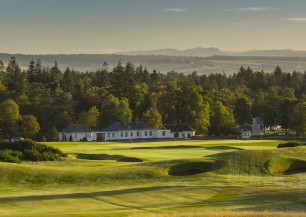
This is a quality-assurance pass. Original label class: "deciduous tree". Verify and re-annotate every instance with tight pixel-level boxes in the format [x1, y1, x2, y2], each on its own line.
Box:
[19, 115, 40, 139]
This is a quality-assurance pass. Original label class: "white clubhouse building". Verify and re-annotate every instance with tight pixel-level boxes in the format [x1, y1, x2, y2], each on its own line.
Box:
[60, 122, 195, 142]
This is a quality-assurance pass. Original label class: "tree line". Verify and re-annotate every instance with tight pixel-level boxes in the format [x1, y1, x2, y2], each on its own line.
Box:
[0, 57, 306, 141]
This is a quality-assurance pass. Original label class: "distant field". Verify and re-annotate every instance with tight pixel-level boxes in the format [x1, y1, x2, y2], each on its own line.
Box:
[1, 53, 306, 74]
[0, 140, 305, 216]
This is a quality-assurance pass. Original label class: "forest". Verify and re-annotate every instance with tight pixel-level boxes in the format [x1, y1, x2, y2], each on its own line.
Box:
[0, 57, 305, 141]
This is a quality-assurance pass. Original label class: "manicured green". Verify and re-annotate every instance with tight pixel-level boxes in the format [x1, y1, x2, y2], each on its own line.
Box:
[0, 140, 305, 217]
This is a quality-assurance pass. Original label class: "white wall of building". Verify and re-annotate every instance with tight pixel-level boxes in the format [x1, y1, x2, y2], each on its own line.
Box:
[97, 129, 173, 141]
[59, 132, 94, 142]
[178, 131, 195, 139]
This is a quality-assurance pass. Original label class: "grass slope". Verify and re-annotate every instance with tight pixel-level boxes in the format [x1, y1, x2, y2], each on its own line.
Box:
[0, 140, 305, 216]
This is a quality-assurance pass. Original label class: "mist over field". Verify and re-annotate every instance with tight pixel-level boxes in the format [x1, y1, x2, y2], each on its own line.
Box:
[1, 51, 306, 74]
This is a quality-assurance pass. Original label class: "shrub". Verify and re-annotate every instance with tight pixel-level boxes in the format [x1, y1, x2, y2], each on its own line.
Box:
[81, 137, 88, 142]
[41, 136, 47, 142]
[277, 141, 305, 148]
[69, 135, 73, 142]
[0, 139, 66, 163]
[0, 150, 22, 163]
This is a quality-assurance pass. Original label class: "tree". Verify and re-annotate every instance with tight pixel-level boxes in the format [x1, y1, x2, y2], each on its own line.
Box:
[180, 86, 210, 135]
[98, 95, 132, 128]
[0, 99, 20, 137]
[61, 67, 75, 93]
[234, 97, 253, 125]
[49, 61, 63, 90]
[5, 57, 27, 96]
[209, 101, 239, 136]
[41, 136, 47, 142]
[77, 106, 100, 129]
[142, 105, 163, 129]
[274, 66, 283, 86]
[19, 115, 41, 139]
[0, 60, 4, 72]
[289, 102, 306, 136]
[279, 98, 296, 134]
[0, 80, 7, 101]
[49, 127, 59, 141]
[55, 111, 73, 131]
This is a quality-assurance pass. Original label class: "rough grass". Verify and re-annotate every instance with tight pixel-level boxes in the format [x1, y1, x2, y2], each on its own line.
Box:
[130, 210, 306, 217]
[215, 146, 306, 175]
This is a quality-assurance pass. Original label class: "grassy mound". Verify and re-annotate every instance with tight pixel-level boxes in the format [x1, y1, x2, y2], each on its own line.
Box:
[117, 157, 143, 162]
[0, 162, 163, 185]
[168, 161, 217, 176]
[277, 141, 305, 148]
[0, 140, 66, 163]
[214, 146, 306, 175]
[265, 157, 306, 174]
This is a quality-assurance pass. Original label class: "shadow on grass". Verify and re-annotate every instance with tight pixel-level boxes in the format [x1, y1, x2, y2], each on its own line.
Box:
[204, 146, 245, 151]
[205, 151, 240, 158]
[130, 145, 202, 150]
[76, 153, 125, 160]
[0, 186, 184, 203]
[76, 153, 144, 162]
[168, 161, 221, 176]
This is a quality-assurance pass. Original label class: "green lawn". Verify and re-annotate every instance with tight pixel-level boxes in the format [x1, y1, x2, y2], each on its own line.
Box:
[0, 140, 305, 216]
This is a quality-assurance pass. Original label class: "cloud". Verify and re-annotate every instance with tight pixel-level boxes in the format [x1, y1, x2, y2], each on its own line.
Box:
[164, 8, 188, 13]
[287, 18, 306, 23]
[224, 7, 279, 12]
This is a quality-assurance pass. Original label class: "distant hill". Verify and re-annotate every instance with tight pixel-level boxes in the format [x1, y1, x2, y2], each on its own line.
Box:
[121, 47, 222, 57]
[1, 52, 306, 75]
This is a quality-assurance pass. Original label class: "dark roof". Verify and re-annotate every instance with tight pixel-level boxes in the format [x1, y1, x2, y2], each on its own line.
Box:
[239, 124, 252, 131]
[63, 124, 94, 133]
[104, 122, 153, 131]
[163, 123, 194, 132]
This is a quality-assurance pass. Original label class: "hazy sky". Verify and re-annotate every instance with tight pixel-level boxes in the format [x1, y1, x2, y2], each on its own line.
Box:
[1, 0, 306, 54]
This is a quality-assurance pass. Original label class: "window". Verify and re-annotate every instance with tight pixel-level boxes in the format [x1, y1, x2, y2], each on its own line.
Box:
[162, 131, 166, 136]
[121, 132, 123, 137]
[74, 134, 77, 139]
[149, 131, 152, 136]
[137, 131, 140, 136]
[125, 132, 128, 137]
[112, 133, 115, 138]
[145, 131, 147, 136]
[87, 133, 91, 138]
[131, 132, 133, 137]
[107, 133, 110, 138]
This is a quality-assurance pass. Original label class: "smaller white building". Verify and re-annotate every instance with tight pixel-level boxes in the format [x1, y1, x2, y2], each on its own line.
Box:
[59, 124, 95, 142]
[241, 130, 252, 139]
[163, 123, 195, 139]
[239, 117, 265, 139]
